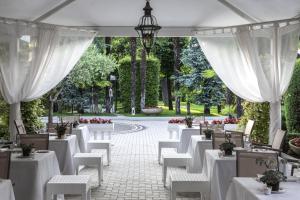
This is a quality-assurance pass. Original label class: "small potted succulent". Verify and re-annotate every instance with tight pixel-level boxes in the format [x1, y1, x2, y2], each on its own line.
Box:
[219, 134, 236, 156]
[260, 170, 286, 191]
[203, 129, 214, 140]
[20, 143, 33, 157]
[185, 115, 194, 128]
[55, 122, 69, 139]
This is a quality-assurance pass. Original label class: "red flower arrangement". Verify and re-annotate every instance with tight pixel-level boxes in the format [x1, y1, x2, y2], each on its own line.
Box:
[79, 118, 112, 124]
[291, 138, 300, 147]
[168, 118, 185, 124]
[211, 120, 222, 125]
[223, 118, 239, 124]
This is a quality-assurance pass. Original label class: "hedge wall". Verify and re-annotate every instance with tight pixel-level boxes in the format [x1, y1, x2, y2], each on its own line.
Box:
[118, 56, 160, 113]
[239, 101, 270, 144]
[284, 59, 300, 133]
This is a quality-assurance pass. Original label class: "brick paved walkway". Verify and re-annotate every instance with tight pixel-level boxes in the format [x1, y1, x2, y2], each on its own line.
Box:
[67, 120, 200, 200]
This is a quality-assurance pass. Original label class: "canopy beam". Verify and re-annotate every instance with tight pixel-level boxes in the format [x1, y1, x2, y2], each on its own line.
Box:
[217, 0, 259, 23]
[34, 0, 76, 22]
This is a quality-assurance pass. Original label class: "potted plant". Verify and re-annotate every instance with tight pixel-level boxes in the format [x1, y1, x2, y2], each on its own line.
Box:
[260, 170, 286, 191]
[185, 115, 194, 128]
[289, 137, 300, 155]
[55, 122, 69, 139]
[20, 143, 33, 157]
[72, 121, 80, 128]
[219, 134, 236, 156]
[203, 129, 214, 140]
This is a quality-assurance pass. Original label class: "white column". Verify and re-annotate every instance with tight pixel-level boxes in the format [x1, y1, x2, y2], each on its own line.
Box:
[9, 102, 22, 141]
[269, 101, 281, 144]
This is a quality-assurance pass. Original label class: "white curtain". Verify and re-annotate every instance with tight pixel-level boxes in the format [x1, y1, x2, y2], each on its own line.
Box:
[0, 21, 96, 140]
[197, 22, 300, 143]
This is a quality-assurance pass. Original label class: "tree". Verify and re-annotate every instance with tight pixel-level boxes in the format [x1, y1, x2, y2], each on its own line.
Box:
[173, 37, 181, 114]
[130, 37, 137, 112]
[284, 59, 300, 133]
[179, 37, 224, 115]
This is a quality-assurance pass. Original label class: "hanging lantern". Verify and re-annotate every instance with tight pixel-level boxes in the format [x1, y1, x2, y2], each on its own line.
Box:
[135, 0, 161, 54]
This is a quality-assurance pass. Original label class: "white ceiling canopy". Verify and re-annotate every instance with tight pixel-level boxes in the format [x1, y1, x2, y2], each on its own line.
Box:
[0, 0, 299, 36]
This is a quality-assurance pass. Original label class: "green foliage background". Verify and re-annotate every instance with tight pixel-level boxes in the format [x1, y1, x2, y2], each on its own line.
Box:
[0, 97, 9, 139]
[21, 99, 44, 133]
[239, 101, 270, 144]
[118, 56, 160, 113]
[284, 59, 300, 134]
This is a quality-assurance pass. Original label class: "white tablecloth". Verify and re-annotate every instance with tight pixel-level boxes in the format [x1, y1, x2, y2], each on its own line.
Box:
[226, 177, 300, 200]
[202, 150, 236, 200]
[177, 125, 201, 153]
[0, 179, 15, 200]
[187, 135, 212, 173]
[72, 125, 90, 153]
[10, 151, 60, 200]
[49, 135, 80, 175]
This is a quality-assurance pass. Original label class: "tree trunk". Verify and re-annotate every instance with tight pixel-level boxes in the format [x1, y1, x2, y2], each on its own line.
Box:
[236, 96, 243, 118]
[48, 87, 62, 125]
[173, 37, 181, 114]
[93, 87, 99, 114]
[166, 77, 173, 110]
[217, 104, 222, 114]
[187, 100, 191, 115]
[161, 77, 169, 106]
[105, 37, 112, 113]
[226, 88, 234, 105]
[204, 104, 210, 115]
[130, 37, 137, 111]
[140, 48, 147, 109]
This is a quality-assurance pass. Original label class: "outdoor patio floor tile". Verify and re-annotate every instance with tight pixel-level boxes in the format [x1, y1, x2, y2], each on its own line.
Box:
[66, 120, 200, 200]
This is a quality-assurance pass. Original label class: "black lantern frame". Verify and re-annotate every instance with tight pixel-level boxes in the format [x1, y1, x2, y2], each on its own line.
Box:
[135, 0, 161, 54]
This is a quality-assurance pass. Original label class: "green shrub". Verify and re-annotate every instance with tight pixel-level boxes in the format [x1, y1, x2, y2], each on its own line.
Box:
[21, 99, 44, 133]
[118, 56, 160, 113]
[239, 101, 270, 144]
[284, 59, 300, 133]
[0, 97, 9, 139]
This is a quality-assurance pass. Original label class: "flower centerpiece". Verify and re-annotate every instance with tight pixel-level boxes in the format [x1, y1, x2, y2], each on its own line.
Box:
[289, 137, 300, 155]
[72, 120, 80, 128]
[89, 118, 112, 124]
[55, 121, 69, 139]
[219, 133, 236, 156]
[203, 128, 214, 140]
[79, 118, 89, 124]
[20, 143, 33, 157]
[224, 117, 239, 124]
[260, 170, 286, 191]
[184, 115, 194, 128]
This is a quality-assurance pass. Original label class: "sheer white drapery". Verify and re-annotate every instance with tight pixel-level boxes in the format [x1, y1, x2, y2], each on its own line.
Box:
[0, 21, 96, 140]
[197, 22, 300, 143]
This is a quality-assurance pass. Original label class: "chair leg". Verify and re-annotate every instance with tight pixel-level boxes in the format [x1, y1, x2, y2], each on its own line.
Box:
[158, 145, 162, 164]
[107, 147, 111, 165]
[170, 189, 176, 200]
[162, 164, 167, 187]
[98, 164, 102, 186]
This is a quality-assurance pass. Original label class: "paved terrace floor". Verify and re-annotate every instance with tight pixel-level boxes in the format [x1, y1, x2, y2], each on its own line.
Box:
[66, 120, 200, 200]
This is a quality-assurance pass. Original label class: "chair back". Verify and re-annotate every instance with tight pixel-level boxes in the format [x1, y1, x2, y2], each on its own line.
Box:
[19, 134, 49, 150]
[244, 120, 255, 137]
[236, 151, 279, 177]
[14, 119, 26, 135]
[272, 129, 286, 150]
[0, 151, 11, 179]
[212, 133, 226, 149]
[230, 131, 244, 148]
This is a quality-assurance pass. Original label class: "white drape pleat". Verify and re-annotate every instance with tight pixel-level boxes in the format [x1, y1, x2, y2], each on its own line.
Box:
[0, 22, 96, 140]
[198, 22, 300, 143]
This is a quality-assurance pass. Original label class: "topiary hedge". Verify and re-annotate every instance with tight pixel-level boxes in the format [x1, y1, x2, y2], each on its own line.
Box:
[118, 56, 160, 113]
[239, 101, 270, 144]
[21, 99, 45, 133]
[284, 59, 300, 133]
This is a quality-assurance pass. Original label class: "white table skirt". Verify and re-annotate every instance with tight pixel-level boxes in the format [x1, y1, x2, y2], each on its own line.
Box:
[167, 124, 181, 139]
[88, 123, 114, 140]
[49, 135, 80, 175]
[187, 135, 212, 173]
[72, 125, 90, 153]
[202, 150, 236, 200]
[0, 179, 15, 200]
[10, 151, 60, 200]
[177, 125, 201, 153]
[226, 177, 300, 200]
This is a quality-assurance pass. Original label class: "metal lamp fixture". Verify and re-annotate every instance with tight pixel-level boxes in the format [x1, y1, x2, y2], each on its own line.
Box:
[135, 0, 161, 54]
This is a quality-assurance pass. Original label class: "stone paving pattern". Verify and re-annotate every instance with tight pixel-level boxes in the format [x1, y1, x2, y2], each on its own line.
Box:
[66, 120, 200, 200]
